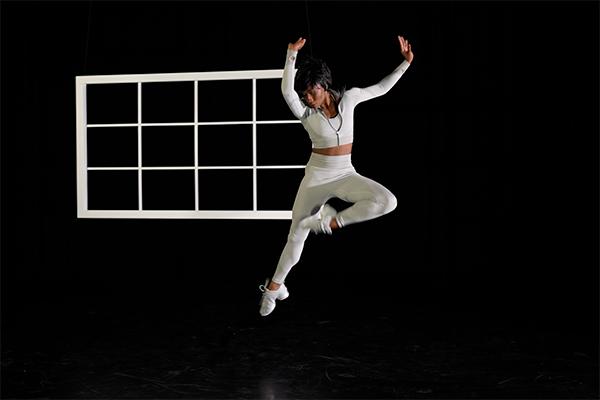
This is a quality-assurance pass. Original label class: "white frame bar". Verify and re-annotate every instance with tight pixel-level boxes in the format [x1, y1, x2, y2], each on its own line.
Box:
[75, 69, 303, 220]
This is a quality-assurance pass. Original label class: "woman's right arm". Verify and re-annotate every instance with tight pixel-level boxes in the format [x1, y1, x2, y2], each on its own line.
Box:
[281, 37, 307, 119]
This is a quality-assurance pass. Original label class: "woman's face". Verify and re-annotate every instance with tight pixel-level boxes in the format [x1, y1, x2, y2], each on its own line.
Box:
[302, 84, 327, 108]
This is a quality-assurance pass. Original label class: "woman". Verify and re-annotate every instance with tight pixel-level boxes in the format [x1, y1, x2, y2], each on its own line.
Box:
[259, 35, 414, 316]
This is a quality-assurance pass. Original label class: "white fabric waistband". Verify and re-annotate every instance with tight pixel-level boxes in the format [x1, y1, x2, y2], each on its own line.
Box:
[307, 152, 353, 169]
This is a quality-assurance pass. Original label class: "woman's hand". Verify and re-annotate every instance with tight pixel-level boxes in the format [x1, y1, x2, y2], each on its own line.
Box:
[288, 37, 306, 52]
[398, 35, 414, 64]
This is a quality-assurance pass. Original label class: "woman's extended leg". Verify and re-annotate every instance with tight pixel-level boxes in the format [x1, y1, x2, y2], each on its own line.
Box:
[259, 176, 331, 316]
[270, 184, 327, 286]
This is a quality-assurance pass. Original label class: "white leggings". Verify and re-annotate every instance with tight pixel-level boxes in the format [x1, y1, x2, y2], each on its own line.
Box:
[271, 153, 397, 284]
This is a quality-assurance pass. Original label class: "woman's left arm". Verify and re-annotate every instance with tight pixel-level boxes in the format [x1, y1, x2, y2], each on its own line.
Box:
[354, 35, 414, 102]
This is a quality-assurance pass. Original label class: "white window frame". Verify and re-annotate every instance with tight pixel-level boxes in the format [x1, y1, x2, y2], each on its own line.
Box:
[75, 69, 303, 219]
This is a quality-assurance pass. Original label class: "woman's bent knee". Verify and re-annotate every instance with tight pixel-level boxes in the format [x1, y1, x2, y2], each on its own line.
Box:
[388, 193, 398, 213]
[381, 192, 397, 215]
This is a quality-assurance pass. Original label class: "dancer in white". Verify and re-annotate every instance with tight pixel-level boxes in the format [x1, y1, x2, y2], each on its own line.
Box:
[259, 35, 414, 316]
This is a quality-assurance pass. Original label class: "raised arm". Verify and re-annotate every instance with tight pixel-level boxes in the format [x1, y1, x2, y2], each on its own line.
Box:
[353, 35, 414, 103]
[281, 37, 308, 119]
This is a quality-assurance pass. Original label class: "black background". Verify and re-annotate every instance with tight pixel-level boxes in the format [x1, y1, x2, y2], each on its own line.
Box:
[1, 0, 598, 341]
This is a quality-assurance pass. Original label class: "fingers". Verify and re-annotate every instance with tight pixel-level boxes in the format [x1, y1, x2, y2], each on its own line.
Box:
[398, 35, 412, 49]
[295, 37, 306, 48]
[297, 38, 306, 50]
[288, 37, 307, 51]
[397, 36, 406, 52]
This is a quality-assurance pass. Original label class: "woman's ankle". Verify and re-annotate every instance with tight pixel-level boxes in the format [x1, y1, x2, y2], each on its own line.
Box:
[267, 280, 281, 291]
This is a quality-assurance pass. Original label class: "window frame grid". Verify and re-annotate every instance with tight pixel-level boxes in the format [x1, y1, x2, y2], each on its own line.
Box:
[76, 69, 303, 219]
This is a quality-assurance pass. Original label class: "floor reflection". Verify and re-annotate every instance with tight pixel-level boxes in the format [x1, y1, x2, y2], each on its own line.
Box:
[2, 284, 598, 398]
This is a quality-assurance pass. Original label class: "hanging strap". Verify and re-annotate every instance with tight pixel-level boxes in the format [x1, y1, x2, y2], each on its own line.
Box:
[304, 0, 313, 56]
[83, 0, 93, 74]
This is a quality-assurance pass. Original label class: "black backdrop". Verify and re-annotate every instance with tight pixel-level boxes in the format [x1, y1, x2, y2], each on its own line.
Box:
[1, 1, 598, 333]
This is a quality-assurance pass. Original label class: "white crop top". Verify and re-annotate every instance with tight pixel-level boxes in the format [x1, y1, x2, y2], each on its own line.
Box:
[281, 49, 410, 149]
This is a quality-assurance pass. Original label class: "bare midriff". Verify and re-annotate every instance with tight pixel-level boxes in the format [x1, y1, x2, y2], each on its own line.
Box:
[311, 143, 353, 156]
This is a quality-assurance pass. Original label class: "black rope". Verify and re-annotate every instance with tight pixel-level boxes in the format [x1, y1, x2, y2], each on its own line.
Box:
[304, 0, 313, 56]
[83, 0, 93, 74]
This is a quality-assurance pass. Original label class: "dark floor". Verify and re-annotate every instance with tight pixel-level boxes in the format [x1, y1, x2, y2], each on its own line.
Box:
[2, 279, 598, 399]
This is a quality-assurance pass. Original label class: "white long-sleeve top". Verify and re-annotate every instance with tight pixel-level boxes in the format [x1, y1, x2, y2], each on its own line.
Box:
[281, 49, 410, 148]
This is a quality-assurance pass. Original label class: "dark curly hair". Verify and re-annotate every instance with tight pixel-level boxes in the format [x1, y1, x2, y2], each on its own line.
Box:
[295, 55, 345, 105]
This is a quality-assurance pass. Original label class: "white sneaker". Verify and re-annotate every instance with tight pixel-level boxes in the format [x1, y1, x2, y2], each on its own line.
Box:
[259, 279, 289, 316]
[300, 203, 337, 234]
